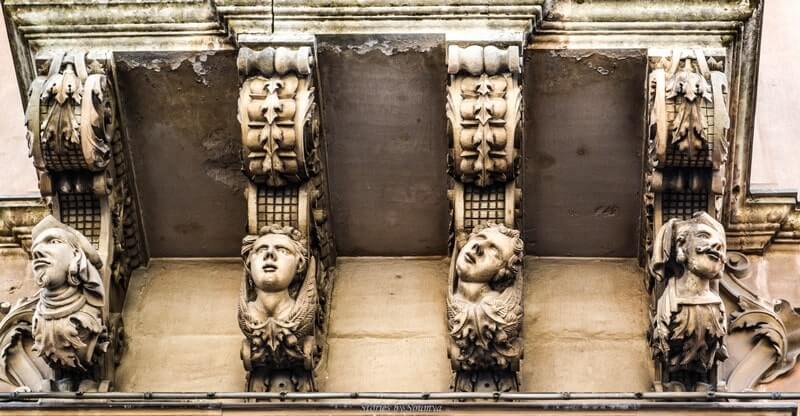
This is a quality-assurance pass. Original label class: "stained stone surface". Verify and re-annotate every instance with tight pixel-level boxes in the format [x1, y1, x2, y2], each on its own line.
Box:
[524, 49, 646, 257]
[317, 35, 449, 256]
[115, 51, 247, 258]
[0, 249, 36, 307]
[321, 257, 451, 391]
[522, 257, 653, 391]
[115, 256, 654, 392]
[116, 259, 245, 391]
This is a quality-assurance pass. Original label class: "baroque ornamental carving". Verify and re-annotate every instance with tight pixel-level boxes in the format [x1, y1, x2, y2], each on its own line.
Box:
[238, 47, 317, 187]
[642, 48, 800, 392]
[0, 51, 143, 392]
[447, 45, 522, 188]
[238, 225, 318, 392]
[649, 213, 728, 391]
[237, 45, 335, 394]
[445, 42, 525, 393]
[447, 223, 523, 392]
[31, 216, 108, 390]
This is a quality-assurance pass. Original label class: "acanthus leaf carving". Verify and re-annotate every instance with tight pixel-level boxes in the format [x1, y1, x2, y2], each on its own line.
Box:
[239, 47, 316, 187]
[237, 45, 334, 395]
[447, 45, 521, 188]
[447, 223, 523, 392]
[8, 51, 145, 392]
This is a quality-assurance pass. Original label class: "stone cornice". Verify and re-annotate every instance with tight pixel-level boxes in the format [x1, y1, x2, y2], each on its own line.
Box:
[0, 197, 47, 253]
[2, 1, 763, 51]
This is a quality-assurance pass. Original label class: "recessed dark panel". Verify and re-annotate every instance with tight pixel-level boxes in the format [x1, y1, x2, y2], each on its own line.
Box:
[116, 51, 247, 257]
[318, 35, 449, 256]
[523, 49, 646, 257]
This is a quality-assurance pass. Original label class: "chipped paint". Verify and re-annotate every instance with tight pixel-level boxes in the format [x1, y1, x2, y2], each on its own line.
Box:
[117, 51, 216, 85]
[318, 36, 439, 56]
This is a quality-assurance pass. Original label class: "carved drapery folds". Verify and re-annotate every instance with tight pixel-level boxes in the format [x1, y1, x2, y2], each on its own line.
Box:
[644, 48, 730, 392]
[0, 51, 142, 392]
[446, 44, 523, 392]
[643, 48, 800, 391]
[649, 213, 729, 391]
[237, 46, 334, 393]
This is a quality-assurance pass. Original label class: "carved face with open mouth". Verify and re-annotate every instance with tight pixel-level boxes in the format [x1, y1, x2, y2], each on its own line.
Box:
[250, 233, 301, 293]
[30, 228, 75, 290]
[456, 227, 515, 284]
[682, 222, 727, 280]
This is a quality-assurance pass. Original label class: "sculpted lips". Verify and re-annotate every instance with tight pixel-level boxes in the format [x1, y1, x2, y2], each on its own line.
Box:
[698, 246, 722, 262]
[32, 258, 50, 273]
[464, 252, 476, 264]
[261, 262, 277, 272]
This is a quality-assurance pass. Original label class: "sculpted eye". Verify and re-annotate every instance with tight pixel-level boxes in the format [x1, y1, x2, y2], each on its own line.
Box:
[696, 232, 711, 239]
[276, 247, 290, 254]
[49, 238, 63, 245]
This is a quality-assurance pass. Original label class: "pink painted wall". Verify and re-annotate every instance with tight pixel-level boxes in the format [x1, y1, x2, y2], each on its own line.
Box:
[0, 8, 38, 196]
[750, 0, 800, 195]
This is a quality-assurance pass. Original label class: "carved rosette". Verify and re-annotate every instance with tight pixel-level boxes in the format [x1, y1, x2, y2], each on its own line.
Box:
[445, 44, 524, 392]
[237, 45, 335, 394]
[0, 51, 143, 392]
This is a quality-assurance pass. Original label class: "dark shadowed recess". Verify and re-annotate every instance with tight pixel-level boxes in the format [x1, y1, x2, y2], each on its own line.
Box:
[317, 34, 449, 256]
[523, 49, 646, 257]
[116, 51, 247, 257]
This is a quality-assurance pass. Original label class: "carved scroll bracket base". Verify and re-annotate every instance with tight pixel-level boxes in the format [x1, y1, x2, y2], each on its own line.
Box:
[246, 368, 315, 395]
[453, 370, 519, 393]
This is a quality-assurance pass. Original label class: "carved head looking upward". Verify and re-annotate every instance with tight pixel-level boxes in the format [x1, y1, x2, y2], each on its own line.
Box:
[456, 223, 523, 288]
[243, 225, 308, 295]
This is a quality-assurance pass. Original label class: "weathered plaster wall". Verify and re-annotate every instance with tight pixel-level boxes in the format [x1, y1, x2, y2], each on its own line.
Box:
[116, 259, 245, 391]
[523, 49, 646, 257]
[317, 35, 449, 256]
[115, 51, 247, 258]
[116, 257, 651, 392]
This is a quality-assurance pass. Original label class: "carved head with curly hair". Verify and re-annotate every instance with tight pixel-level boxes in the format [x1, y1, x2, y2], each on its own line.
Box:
[242, 224, 308, 295]
[455, 222, 523, 290]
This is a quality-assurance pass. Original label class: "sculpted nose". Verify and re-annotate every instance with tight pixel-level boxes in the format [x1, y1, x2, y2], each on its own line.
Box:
[472, 242, 483, 256]
[32, 245, 45, 260]
[711, 241, 723, 252]
[263, 247, 276, 260]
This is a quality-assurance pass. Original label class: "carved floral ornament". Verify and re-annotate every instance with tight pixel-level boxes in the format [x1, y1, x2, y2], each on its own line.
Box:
[238, 47, 318, 187]
[447, 45, 522, 188]
[26, 52, 115, 174]
[236, 44, 334, 395]
[447, 223, 523, 392]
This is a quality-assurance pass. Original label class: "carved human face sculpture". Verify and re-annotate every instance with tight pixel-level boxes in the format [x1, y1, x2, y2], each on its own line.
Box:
[456, 227, 515, 284]
[679, 222, 726, 280]
[31, 229, 75, 290]
[249, 233, 301, 293]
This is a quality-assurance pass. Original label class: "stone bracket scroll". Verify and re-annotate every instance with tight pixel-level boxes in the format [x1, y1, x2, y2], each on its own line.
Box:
[0, 51, 145, 392]
[643, 47, 800, 392]
[445, 43, 524, 392]
[236, 43, 335, 394]
[446, 43, 523, 249]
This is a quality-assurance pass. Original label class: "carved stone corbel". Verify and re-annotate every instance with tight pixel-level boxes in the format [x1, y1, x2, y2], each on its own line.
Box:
[0, 51, 143, 392]
[643, 48, 800, 392]
[445, 44, 524, 392]
[236, 45, 335, 393]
